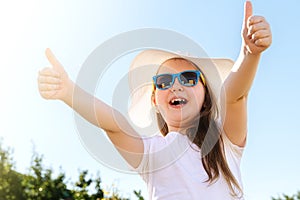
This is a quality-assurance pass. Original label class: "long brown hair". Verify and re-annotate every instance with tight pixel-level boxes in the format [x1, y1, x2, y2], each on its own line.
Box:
[152, 57, 243, 198]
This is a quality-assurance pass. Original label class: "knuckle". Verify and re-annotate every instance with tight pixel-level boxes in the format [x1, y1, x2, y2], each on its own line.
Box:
[260, 16, 266, 21]
[255, 39, 261, 46]
[250, 26, 255, 33]
[253, 31, 262, 39]
[248, 15, 255, 22]
[266, 22, 271, 30]
[254, 15, 265, 21]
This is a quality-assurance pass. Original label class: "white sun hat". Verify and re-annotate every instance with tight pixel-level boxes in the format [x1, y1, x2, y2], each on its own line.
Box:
[128, 49, 234, 136]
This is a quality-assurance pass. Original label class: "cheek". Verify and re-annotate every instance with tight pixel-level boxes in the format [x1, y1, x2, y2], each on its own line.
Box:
[191, 87, 206, 108]
[154, 90, 167, 106]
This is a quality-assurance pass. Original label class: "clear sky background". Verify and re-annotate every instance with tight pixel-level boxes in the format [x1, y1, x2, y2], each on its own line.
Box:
[0, 0, 299, 199]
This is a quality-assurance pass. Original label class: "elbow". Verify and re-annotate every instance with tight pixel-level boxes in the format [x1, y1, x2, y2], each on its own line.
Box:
[222, 84, 249, 104]
[226, 94, 248, 104]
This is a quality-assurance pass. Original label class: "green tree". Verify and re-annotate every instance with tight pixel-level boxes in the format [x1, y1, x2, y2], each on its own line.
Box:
[0, 141, 25, 200]
[22, 153, 71, 200]
[72, 170, 128, 200]
[90, 175, 104, 200]
[73, 170, 93, 200]
[0, 140, 143, 200]
[272, 191, 300, 200]
[133, 190, 144, 200]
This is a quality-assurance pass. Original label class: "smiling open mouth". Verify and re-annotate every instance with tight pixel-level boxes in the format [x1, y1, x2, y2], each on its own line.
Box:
[169, 98, 187, 106]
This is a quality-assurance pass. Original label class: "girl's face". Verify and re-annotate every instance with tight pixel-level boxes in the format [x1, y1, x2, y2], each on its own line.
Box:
[153, 59, 206, 133]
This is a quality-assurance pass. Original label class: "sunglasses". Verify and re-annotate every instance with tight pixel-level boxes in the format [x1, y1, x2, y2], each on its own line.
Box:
[152, 70, 206, 90]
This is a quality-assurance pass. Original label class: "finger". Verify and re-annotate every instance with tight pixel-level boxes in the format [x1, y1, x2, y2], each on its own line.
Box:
[248, 22, 269, 36]
[244, 1, 253, 27]
[250, 30, 271, 41]
[38, 83, 61, 91]
[39, 91, 58, 99]
[254, 37, 272, 47]
[39, 67, 61, 78]
[38, 76, 62, 84]
[249, 16, 266, 26]
[45, 48, 64, 72]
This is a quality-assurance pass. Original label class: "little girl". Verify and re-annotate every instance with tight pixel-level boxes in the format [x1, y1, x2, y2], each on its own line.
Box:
[38, 1, 271, 199]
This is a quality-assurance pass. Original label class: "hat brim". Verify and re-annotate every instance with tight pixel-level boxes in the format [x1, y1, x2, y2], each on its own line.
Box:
[128, 49, 233, 135]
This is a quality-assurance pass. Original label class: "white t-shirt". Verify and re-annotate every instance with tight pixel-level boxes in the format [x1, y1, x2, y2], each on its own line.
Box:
[135, 131, 244, 200]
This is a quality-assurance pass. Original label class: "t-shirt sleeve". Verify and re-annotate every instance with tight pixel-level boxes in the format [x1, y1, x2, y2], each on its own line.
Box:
[222, 132, 245, 188]
[130, 135, 166, 182]
[130, 133, 178, 182]
[216, 117, 245, 159]
[222, 132, 245, 159]
[132, 137, 151, 174]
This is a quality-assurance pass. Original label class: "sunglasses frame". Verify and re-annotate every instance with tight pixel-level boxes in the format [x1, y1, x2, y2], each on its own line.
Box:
[152, 70, 206, 90]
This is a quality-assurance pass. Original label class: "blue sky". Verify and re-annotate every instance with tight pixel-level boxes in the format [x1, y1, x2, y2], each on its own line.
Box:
[0, 0, 299, 199]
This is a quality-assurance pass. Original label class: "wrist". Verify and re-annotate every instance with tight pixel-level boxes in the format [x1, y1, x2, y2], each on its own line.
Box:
[61, 79, 75, 106]
[241, 45, 261, 59]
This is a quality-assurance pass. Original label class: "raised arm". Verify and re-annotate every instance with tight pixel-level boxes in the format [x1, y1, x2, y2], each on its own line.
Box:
[222, 1, 272, 147]
[38, 48, 143, 167]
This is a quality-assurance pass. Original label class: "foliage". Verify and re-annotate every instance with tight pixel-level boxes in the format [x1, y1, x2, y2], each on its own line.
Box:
[0, 141, 25, 200]
[21, 153, 70, 200]
[133, 190, 144, 200]
[272, 191, 300, 200]
[73, 170, 104, 200]
[0, 141, 143, 200]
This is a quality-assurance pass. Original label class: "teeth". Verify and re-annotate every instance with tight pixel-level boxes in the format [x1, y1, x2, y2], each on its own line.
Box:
[171, 98, 183, 103]
[170, 98, 187, 105]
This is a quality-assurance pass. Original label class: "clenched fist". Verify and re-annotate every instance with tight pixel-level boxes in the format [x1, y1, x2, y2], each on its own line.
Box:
[242, 1, 272, 55]
[38, 48, 74, 102]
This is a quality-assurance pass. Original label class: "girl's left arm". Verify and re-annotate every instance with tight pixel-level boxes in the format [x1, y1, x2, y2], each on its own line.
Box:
[222, 1, 272, 147]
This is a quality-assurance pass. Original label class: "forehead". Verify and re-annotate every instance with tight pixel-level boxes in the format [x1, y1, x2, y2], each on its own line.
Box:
[157, 58, 198, 74]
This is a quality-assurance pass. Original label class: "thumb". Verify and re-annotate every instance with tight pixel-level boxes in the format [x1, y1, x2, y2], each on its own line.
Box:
[243, 1, 253, 27]
[45, 48, 64, 72]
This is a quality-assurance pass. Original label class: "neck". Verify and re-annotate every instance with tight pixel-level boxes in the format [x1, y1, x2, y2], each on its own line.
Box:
[167, 119, 200, 135]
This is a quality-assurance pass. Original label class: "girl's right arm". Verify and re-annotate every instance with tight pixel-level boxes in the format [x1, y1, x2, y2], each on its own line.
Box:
[37, 48, 144, 168]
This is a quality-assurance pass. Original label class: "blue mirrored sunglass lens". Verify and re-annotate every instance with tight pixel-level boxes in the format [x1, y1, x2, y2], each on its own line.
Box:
[156, 75, 173, 89]
[180, 72, 198, 85]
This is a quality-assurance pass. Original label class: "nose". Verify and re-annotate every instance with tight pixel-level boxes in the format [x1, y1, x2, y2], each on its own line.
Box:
[170, 77, 183, 92]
